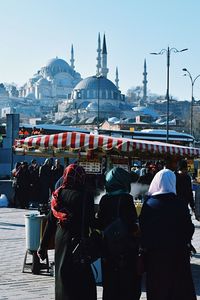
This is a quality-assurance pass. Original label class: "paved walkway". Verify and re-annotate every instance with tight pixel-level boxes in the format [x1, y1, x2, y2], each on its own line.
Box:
[0, 207, 200, 299]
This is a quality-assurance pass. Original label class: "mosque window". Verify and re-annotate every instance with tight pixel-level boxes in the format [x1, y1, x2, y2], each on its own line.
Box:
[99, 90, 102, 99]
[89, 90, 94, 98]
[81, 90, 86, 99]
[102, 90, 106, 99]
[113, 92, 118, 100]
[121, 94, 125, 101]
[77, 90, 81, 99]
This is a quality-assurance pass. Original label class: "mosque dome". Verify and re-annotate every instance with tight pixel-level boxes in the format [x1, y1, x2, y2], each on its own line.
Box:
[74, 76, 118, 91]
[72, 75, 121, 101]
[45, 58, 72, 76]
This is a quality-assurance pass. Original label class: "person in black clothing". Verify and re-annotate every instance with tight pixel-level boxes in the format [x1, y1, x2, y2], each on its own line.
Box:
[37, 164, 96, 300]
[96, 167, 141, 300]
[51, 159, 64, 193]
[28, 159, 40, 206]
[139, 168, 196, 300]
[39, 158, 53, 205]
[138, 163, 156, 185]
[15, 161, 31, 208]
[175, 159, 195, 212]
[11, 162, 22, 207]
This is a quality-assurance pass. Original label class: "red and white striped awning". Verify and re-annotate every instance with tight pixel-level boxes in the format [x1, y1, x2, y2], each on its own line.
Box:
[14, 131, 200, 158]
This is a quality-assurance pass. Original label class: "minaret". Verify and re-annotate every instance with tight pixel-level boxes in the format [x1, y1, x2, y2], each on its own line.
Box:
[96, 33, 101, 76]
[101, 34, 109, 78]
[70, 44, 75, 70]
[115, 67, 119, 89]
[143, 59, 148, 103]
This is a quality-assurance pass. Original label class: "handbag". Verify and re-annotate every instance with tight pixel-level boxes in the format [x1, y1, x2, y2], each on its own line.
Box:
[103, 197, 136, 257]
[71, 195, 102, 264]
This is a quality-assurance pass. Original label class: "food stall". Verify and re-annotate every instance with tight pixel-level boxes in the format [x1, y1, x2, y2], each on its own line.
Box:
[13, 130, 200, 163]
[13, 130, 200, 207]
[13, 130, 200, 192]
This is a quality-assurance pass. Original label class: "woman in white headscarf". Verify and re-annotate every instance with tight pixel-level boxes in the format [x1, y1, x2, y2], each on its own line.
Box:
[139, 168, 196, 300]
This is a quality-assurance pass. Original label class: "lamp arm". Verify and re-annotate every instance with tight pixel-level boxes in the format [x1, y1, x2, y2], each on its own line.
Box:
[193, 74, 200, 85]
[184, 70, 193, 84]
[159, 49, 167, 55]
[169, 47, 180, 53]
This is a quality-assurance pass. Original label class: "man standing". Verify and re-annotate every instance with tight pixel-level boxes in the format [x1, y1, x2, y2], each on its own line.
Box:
[175, 159, 195, 212]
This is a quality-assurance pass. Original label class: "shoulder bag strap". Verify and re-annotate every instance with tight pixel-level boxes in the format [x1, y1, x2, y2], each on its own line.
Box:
[116, 196, 121, 217]
[81, 192, 86, 239]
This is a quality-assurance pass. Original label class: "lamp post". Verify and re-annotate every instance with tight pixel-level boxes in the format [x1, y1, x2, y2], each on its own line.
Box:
[94, 75, 103, 130]
[150, 47, 188, 143]
[182, 68, 200, 137]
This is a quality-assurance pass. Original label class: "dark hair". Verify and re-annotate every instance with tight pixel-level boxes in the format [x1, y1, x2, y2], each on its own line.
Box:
[177, 159, 188, 171]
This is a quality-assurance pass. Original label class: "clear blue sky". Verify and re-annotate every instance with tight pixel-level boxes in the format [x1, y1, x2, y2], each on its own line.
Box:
[1, 0, 200, 100]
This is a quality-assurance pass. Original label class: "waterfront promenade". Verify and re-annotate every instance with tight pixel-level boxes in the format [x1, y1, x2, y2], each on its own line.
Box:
[0, 207, 200, 300]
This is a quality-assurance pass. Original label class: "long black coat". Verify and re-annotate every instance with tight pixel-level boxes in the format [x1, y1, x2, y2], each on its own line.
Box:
[39, 164, 52, 204]
[40, 188, 97, 300]
[139, 193, 196, 300]
[97, 193, 141, 300]
[175, 171, 195, 210]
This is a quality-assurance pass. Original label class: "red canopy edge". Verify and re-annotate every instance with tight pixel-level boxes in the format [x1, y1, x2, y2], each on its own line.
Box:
[13, 131, 200, 158]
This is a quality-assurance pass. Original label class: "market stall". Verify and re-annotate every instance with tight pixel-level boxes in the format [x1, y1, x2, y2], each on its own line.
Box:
[13, 130, 200, 156]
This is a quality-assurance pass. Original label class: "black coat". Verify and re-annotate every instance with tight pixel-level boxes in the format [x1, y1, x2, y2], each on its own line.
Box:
[97, 193, 141, 300]
[139, 193, 196, 300]
[39, 164, 52, 204]
[40, 188, 97, 300]
[175, 171, 195, 210]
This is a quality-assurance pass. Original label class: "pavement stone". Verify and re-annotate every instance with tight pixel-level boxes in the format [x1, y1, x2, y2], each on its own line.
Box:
[0, 207, 200, 299]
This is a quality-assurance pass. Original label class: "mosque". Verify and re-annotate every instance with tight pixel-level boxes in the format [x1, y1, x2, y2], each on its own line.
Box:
[18, 33, 150, 125]
[18, 45, 82, 100]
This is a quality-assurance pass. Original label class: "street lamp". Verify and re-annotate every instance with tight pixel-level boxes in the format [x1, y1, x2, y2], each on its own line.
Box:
[182, 68, 200, 136]
[150, 47, 188, 143]
[93, 75, 103, 130]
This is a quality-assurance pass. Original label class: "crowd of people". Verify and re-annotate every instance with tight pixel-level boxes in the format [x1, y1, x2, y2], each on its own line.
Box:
[11, 158, 64, 209]
[36, 159, 197, 300]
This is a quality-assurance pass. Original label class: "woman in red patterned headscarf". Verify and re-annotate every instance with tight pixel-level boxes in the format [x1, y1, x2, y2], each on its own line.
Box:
[38, 164, 97, 300]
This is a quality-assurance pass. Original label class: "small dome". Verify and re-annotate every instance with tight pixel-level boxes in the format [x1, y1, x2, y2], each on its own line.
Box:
[37, 78, 50, 85]
[86, 102, 98, 111]
[108, 117, 119, 123]
[132, 106, 159, 118]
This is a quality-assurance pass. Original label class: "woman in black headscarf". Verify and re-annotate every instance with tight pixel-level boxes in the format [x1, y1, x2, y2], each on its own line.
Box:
[96, 167, 141, 300]
[38, 164, 97, 300]
[139, 168, 196, 300]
